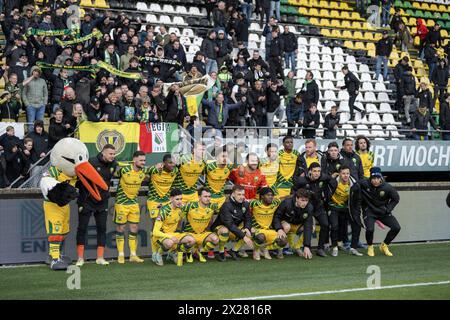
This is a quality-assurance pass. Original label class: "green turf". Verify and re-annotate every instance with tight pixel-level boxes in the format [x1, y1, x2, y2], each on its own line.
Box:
[1, 243, 450, 300]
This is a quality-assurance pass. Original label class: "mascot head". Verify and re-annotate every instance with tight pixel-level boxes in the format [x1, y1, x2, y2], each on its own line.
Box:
[50, 138, 108, 201]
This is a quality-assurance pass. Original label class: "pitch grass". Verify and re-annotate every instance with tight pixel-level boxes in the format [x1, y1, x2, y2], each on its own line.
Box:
[1, 243, 450, 300]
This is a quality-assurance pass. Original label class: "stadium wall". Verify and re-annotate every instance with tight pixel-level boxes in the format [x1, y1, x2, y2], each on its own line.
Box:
[0, 183, 449, 265]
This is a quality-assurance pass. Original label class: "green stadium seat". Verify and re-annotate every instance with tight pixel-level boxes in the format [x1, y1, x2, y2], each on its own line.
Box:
[297, 17, 310, 25]
[442, 13, 450, 21]
[414, 10, 424, 19]
[287, 6, 298, 15]
[423, 11, 434, 19]
[406, 9, 415, 16]
[394, 0, 403, 8]
[403, 1, 412, 9]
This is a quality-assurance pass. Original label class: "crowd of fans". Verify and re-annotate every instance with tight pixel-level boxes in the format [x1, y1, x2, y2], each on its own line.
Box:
[0, 0, 449, 188]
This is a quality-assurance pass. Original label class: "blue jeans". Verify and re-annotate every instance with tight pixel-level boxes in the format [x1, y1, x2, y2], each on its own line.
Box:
[26, 105, 45, 131]
[413, 134, 429, 141]
[443, 133, 450, 141]
[205, 58, 218, 74]
[270, 1, 280, 21]
[381, 3, 391, 26]
[375, 56, 389, 80]
[428, 63, 436, 80]
[284, 51, 296, 71]
[241, 3, 253, 23]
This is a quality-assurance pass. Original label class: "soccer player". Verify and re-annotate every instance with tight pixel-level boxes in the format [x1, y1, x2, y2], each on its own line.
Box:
[210, 185, 253, 261]
[352, 167, 401, 257]
[259, 143, 279, 190]
[76, 144, 118, 266]
[292, 162, 330, 257]
[321, 141, 344, 178]
[181, 187, 219, 263]
[296, 139, 324, 176]
[174, 141, 206, 203]
[273, 136, 299, 199]
[355, 135, 374, 179]
[340, 138, 364, 181]
[273, 188, 314, 260]
[203, 146, 234, 208]
[114, 151, 149, 264]
[147, 153, 179, 219]
[229, 152, 268, 200]
[152, 188, 196, 266]
[326, 165, 362, 257]
[249, 187, 284, 260]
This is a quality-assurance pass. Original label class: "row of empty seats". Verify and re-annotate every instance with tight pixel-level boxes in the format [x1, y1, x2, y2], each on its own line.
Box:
[137, 2, 206, 17]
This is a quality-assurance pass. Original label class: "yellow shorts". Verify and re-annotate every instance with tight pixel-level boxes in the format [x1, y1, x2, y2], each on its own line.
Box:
[43, 201, 70, 235]
[114, 203, 140, 224]
[147, 199, 170, 219]
[214, 223, 244, 241]
[276, 187, 292, 200]
[182, 192, 199, 204]
[192, 232, 213, 246]
[254, 228, 278, 245]
[152, 232, 190, 249]
[282, 221, 303, 234]
[210, 195, 226, 208]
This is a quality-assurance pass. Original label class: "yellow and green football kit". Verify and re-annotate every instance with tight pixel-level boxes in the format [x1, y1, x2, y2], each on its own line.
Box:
[249, 199, 281, 247]
[174, 154, 205, 203]
[357, 151, 374, 179]
[273, 149, 299, 199]
[182, 202, 218, 249]
[152, 204, 189, 250]
[203, 161, 234, 208]
[147, 166, 179, 218]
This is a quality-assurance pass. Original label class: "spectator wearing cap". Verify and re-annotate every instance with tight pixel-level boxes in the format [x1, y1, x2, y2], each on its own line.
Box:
[200, 30, 219, 75]
[81, 11, 107, 37]
[431, 59, 449, 106]
[4, 73, 22, 115]
[410, 104, 440, 140]
[21, 66, 48, 131]
[48, 108, 71, 149]
[439, 94, 450, 141]
[86, 96, 106, 122]
[375, 30, 393, 81]
[9, 52, 31, 83]
[216, 29, 233, 69]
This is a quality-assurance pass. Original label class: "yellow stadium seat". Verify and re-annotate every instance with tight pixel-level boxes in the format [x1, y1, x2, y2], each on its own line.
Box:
[319, 1, 330, 9]
[364, 32, 374, 41]
[373, 33, 382, 41]
[414, 37, 420, 46]
[367, 49, 376, 57]
[299, 7, 308, 15]
[329, 1, 339, 9]
[411, 27, 417, 34]
[341, 11, 350, 19]
[319, 9, 330, 17]
[311, 0, 320, 7]
[344, 41, 354, 49]
[95, 0, 109, 8]
[310, 8, 320, 16]
[421, 3, 430, 11]
[353, 31, 364, 40]
[438, 5, 447, 13]
[309, 17, 320, 25]
[408, 17, 416, 26]
[331, 29, 342, 38]
[330, 10, 340, 18]
[80, 0, 93, 6]
[342, 30, 353, 39]
[352, 22, 361, 29]
[390, 51, 399, 60]
[354, 42, 366, 50]
[416, 68, 427, 77]
[430, 4, 438, 11]
[442, 30, 448, 38]
[321, 29, 331, 37]
[340, 2, 349, 10]
[341, 20, 351, 29]
[426, 19, 434, 27]
[366, 42, 375, 51]
[319, 18, 330, 27]
[330, 19, 341, 28]
[412, 2, 420, 9]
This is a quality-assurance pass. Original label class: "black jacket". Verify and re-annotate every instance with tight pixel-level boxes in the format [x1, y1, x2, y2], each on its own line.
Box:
[425, 45, 439, 64]
[320, 152, 344, 177]
[269, 36, 283, 58]
[411, 109, 438, 135]
[439, 101, 450, 130]
[77, 152, 118, 210]
[324, 113, 340, 139]
[266, 86, 288, 112]
[300, 80, 319, 108]
[292, 173, 330, 215]
[280, 32, 297, 53]
[248, 88, 267, 116]
[352, 179, 400, 217]
[212, 8, 226, 28]
[216, 38, 233, 58]
[302, 111, 320, 139]
[210, 196, 252, 240]
[431, 64, 449, 88]
[85, 104, 104, 122]
[201, 37, 218, 60]
[426, 29, 442, 47]
[295, 150, 325, 177]
[48, 117, 71, 149]
[26, 130, 49, 161]
[393, 62, 407, 82]
[375, 37, 393, 57]
[340, 149, 364, 181]
[400, 72, 416, 96]
[103, 103, 123, 122]
[272, 197, 314, 247]
[51, 76, 75, 104]
[342, 72, 360, 94]
[416, 88, 433, 111]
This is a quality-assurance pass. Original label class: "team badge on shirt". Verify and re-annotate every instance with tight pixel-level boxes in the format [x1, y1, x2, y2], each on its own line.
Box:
[380, 191, 385, 197]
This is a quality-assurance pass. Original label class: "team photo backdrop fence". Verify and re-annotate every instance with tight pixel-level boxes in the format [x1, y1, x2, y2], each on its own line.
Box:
[0, 187, 449, 264]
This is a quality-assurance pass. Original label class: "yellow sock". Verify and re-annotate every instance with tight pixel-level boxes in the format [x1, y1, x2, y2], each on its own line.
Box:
[128, 232, 138, 256]
[233, 239, 244, 251]
[116, 232, 125, 256]
[218, 233, 229, 252]
[202, 241, 216, 252]
[178, 243, 192, 253]
[294, 234, 304, 250]
[151, 241, 158, 254]
[287, 233, 296, 249]
[49, 242, 60, 259]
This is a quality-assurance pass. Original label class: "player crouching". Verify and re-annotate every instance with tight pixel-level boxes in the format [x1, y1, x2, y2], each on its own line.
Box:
[152, 188, 196, 266]
[181, 187, 219, 263]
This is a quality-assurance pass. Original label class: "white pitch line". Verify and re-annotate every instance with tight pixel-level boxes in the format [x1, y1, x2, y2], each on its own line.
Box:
[232, 280, 450, 300]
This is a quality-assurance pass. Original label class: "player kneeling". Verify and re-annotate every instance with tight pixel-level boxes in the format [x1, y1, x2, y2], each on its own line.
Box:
[273, 189, 315, 259]
[151, 189, 195, 266]
[249, 187, 286, 260]
[181, 187, 219, 263]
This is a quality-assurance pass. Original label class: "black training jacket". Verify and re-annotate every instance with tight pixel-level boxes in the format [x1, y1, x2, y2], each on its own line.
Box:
[292, 173, 330, 215]
[352, 179, 400, 217]
[210, 196, 252, 240]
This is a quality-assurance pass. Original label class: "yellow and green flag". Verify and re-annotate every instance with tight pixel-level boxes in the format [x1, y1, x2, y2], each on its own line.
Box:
[79, 121, 140, 161]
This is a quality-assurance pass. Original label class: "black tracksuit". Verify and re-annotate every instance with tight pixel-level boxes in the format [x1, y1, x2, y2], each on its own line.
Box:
[76, 153, 118, 248]
[210, 197, 252, 240]
[320, 153, 344, 177]
[292, 173, 330, 250]
[272, 197, 314, 248]
[326, 176, 361, 249]
[340, 149, 364, 181]
[295, 150, 325, 177]
[352, 179, 401, 246]
[302, 110, 320, 139]
[268, 36, 284, 80]
[342, 71, 362, 118]
[416, 88, 433, 113]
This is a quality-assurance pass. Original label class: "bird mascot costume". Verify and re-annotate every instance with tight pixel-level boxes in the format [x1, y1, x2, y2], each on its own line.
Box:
[40, 138, 108, 270]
